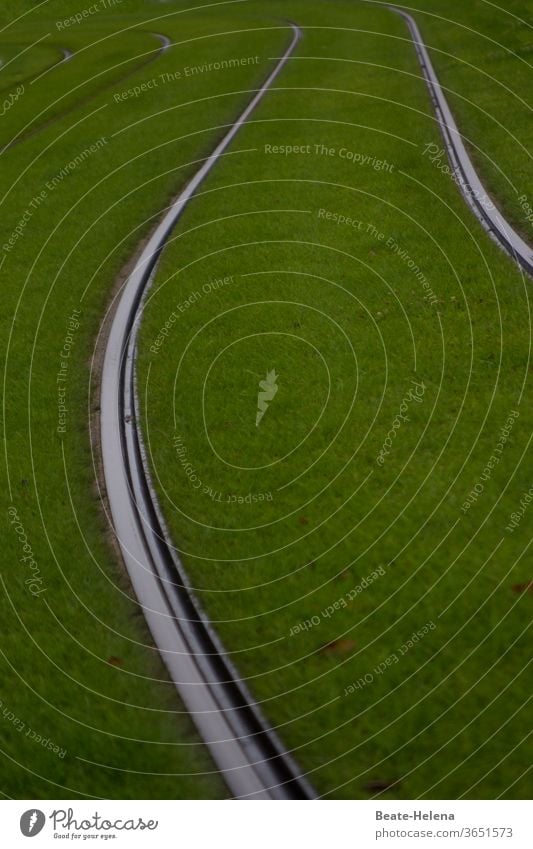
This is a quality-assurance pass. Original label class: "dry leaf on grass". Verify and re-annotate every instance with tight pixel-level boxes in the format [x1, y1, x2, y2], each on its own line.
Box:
[318, 639, 356, 656]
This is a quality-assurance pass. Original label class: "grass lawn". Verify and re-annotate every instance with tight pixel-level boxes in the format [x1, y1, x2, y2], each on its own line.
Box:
[0, 0, 293, 800]
[1, 0, 530, 800]
[398, 0, 533, 240]
[137, 0, 532, 799]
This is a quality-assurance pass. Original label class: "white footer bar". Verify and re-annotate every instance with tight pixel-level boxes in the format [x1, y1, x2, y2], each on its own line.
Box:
[2, 799, 530, 848]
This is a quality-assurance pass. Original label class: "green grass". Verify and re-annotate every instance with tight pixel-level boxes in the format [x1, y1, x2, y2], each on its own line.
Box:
[1, 0, 531, 801]
[402, 0, 533, 240]
[0, 29, 167, 150]
[0, 0, 291, 800]
[0, 42, 63, 93]
[137, 0, 532, 799]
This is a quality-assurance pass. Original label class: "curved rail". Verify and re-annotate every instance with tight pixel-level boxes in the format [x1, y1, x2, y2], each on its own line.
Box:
[100, 22, 316, 800]
[389, 4, 533, 277]
[2, 32, 171, 153]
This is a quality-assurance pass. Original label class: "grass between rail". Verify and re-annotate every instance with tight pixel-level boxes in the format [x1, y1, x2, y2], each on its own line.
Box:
[137, 0, 532, 799]
[1, 0, 292, 800]
[399, 0, 533, 241]
[1, 0, 531, 801]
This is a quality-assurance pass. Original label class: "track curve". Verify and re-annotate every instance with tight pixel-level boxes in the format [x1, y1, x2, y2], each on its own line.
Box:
[100, 22, 316, 800]
[389, 4, 533, 277]
[2, 32, 172, 153]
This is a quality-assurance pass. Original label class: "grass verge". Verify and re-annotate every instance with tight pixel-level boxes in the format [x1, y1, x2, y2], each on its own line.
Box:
[137, 0, 532, 799]
[1, 0, 291, 799]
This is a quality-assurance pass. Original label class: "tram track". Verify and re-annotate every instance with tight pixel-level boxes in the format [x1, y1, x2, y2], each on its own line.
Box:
[99, 21, 316, 800]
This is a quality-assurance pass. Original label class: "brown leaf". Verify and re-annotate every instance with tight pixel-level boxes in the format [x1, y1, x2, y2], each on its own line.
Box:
[318, 639, 356, 656]
[337, 568, 351, 581]
[364, 778, 400, 793]
[106, 656, 124, 666]
[298, 516, 309, 526]
[512, 581, 533, 594]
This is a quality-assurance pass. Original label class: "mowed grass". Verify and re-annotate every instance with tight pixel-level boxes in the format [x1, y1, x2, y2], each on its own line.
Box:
[0, 0, 293, 799]
[405, 0, 533, 239]
[0, 28, 166, 150]
[0, 42, 64, 93]
[138, 0, 532, 799]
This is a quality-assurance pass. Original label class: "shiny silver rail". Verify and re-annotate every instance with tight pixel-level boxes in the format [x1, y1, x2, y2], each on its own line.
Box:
[100, 22, 315, 800]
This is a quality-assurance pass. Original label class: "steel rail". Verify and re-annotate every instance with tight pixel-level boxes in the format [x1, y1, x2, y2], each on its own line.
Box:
[100, 22, 316, 800]
[389, 4, 533, 277]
